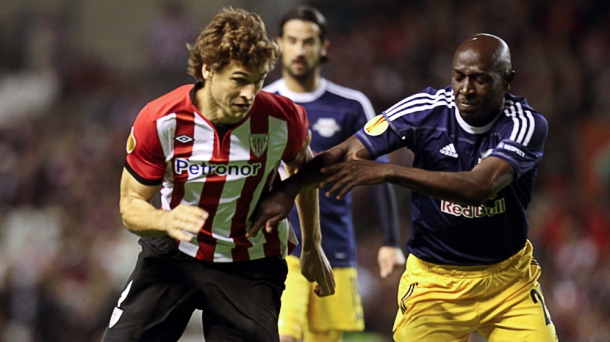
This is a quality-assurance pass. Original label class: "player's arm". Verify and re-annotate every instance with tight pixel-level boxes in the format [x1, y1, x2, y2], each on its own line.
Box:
[368, 182, 405, 278]
[119, 168, 208, 242]
[282, 137, 335, 297]
[321, 155, 515, 207]
[249, 135, 366, 236]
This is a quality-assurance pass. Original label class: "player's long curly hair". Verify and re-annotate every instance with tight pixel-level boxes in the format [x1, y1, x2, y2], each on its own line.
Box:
[187, 7, 279, 83]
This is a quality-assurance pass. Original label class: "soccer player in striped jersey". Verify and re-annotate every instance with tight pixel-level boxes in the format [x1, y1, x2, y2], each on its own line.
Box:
[102, 8, 334, 342]
[263, 6, 404, 342]
[252, 34, 558, 341]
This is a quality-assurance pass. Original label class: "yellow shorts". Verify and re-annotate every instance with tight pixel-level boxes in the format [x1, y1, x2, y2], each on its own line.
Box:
[278, 255, 364, 339]
[393, 240, 558, 342]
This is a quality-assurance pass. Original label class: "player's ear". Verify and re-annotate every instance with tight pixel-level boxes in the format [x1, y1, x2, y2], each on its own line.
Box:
[275, 36, 284, 52]
[321, 39, 329, 58]
[504, 70, 515, 90]
[202, 64, 213, 80]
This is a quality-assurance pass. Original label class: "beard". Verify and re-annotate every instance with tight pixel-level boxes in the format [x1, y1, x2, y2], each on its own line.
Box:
[284, 60, 315, 82]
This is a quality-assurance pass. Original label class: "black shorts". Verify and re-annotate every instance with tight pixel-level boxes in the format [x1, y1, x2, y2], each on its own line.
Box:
[102, 236, 288, 342]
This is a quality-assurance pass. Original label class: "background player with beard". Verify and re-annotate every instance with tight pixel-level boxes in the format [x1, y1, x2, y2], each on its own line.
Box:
[254, 33, 558, 341]
[264, 6, 404, 342]
[102, 7, 334, 342]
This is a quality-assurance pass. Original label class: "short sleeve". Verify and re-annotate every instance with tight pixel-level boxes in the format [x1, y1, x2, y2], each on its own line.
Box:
[125, 105, 166, 185]
[490, 109, 548, 178]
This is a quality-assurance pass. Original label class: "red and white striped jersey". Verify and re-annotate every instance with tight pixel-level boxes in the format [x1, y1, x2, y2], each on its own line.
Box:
[125, 84, 308, 262]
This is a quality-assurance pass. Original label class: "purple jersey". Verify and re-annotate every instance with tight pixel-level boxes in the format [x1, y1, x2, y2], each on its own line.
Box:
[265, 78, 379, 267]
[355, 86, 548, 265]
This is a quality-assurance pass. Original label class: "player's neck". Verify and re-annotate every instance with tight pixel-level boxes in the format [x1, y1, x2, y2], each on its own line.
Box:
[283, 70, 321, 93]
[194, 86, 243, 125]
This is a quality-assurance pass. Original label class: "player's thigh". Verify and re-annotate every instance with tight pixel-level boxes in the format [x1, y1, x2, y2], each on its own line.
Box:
[103, 239, 199, 342]
[479, 268, 558, 342]
[308, 267, 364, 334]
[278, 255, 313, 339]
[201, 256, 288, 342]
[393, 257, 475, 342]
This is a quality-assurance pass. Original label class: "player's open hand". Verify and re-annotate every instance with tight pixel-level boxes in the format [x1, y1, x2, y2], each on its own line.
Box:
[320, 160, 392, 200]
[163, 204, 208, 242]
[300, 243, 335, 297]
[378, 246, 406, 278]
[247, 187, 297, 238]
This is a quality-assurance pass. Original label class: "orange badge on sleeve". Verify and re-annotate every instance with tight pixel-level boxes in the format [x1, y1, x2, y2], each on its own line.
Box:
[126, 127, 136, 153]
[364, 114, 389, 136]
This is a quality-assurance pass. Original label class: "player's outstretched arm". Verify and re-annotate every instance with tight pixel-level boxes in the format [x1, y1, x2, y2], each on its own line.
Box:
[119, 168, 208, 242]
[321, 155, 515, 206]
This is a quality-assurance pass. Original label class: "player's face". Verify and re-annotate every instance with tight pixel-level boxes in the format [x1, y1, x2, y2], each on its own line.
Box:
[205, 60, 268, 124]
[277, 19, 327, 81]
[451, 49, 509, 126]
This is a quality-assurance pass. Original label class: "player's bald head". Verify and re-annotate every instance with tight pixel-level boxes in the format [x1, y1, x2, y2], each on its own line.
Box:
[454, 33, 512, 75]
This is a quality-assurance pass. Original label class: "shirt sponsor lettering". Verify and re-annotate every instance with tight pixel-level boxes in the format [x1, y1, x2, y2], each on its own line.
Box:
[175, 158, 262, 177]
[440, 198, 506, 218]
[498, 142, 525, 157]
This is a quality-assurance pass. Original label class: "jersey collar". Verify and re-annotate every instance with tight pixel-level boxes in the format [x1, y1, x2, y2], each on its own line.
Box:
[276, 78, 328, 103]
[455, 107, 501, 134]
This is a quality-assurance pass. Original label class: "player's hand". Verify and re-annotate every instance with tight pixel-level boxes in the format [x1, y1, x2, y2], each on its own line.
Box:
[162, 204, 208, 242]
[378, 246, 406, 278]
[247, 186, 298, 238]
[300, 243, 335, 297]
[320, 160, 393, 200]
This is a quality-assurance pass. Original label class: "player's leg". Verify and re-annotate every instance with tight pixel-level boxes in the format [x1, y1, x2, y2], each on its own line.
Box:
[305, 267, 364, 342]
[278, 255, 312, 342]
[200, 255, 288, 342]
[102, 237, 200, 342]
[478, 242, 558, 342]
[392, 256, 477, 342]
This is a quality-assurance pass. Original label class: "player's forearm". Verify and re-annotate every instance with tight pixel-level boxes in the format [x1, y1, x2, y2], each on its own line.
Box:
[120, 196, 169, 237]
[294, 187, 322, 248]
[386, 165, 499, 206]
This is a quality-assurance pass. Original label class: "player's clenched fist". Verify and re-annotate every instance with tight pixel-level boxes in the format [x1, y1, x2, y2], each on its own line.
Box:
[161, 204, 208, 242]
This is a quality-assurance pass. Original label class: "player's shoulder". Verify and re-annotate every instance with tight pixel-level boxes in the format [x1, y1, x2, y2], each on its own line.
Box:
[496, 93, 548, 146]
[257, 89, 297, 109]
[384, 86, 454, 121]
[143, 84, 195, 120]
[324, 80, 370, 103]
[254, 90, 305, 120]
[501, 94, 548, 128]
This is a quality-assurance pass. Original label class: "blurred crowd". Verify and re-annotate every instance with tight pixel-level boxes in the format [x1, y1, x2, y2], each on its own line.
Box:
[0, 0, 609, 341]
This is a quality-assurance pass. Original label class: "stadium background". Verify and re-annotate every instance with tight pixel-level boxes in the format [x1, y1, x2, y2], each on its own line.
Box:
[0, 0, 609, 341]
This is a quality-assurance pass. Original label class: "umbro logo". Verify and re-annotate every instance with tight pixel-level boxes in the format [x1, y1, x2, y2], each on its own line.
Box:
[175, 135, 194, 143]
[440, 143, 458, 158]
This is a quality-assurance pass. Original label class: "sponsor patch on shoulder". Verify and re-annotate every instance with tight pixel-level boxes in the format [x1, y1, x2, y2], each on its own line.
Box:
[126, 127, 136, 154]
[364, 115, 389, 136]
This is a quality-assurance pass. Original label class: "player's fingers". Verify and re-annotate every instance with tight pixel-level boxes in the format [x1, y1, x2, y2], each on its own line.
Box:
[379, 261, 391, 278]
[265, 218, 280, 234]
[169, 229, 195, 242]
[246, 224, 263, 238]
[326, 181, 355, 201]
[318, 170, 345, 188]
[314, 279, 335, 297]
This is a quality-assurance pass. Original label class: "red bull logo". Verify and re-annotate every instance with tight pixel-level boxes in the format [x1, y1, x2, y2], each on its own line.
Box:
[441, 198, 506, 218]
